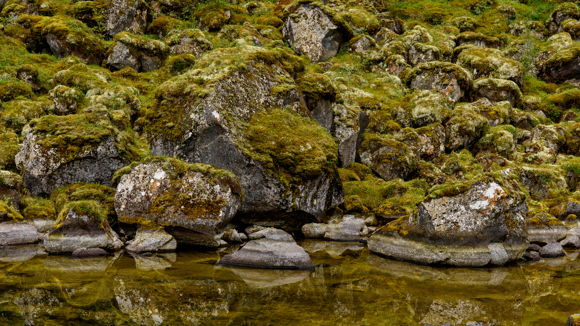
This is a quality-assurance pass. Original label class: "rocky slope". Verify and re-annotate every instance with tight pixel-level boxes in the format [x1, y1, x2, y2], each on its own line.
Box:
[2, 0, 580, 267]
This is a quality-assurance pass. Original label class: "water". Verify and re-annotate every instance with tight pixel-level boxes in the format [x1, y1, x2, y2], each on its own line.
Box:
[0, 240, 579, 326]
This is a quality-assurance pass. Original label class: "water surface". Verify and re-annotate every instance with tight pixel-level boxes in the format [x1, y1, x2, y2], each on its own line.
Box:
[1, 241, 579, 326]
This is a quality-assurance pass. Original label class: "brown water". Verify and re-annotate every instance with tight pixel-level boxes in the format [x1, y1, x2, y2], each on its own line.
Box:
[0, 240, 579, 326]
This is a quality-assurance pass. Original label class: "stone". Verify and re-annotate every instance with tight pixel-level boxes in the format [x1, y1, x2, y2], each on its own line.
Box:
[349, 35, 376, 54]
[403, 61, 473, 105]
[332, 104, 361, 167]
[247, 228, 295, 241]
[566, 314, 580, 326]
[368, 179, 529, 267]
[302, 215, 368, 241]
[522, 250, 541, 261]
[164, 29, 213, 58]
[125, 227, 177, 253]
[445, 105, 489, 151]
[0, 170, 22, 210]
[48, 85, 82, 116]
[528, 243, 542, 251]
[282, 3, 344, 62]
[15, 111, 139, 196]
[471, 78, 523, 108]
[106, 42, 139, 72]
[219, 238, 314, 270]
[222, 228, 242, 243]
[106, 32, 170, 72]
[114, 158, 242, 244]
[560, 234, 580, 248]
[0, 222, 40, 246]
[106, 0, 149, 37]
[457, 46, 525, 87]
[545, 2, 580, 34]
[539, 242, 565, 258]
[44, 210, 123, 254]
[527, 212, 568, 244]
[541, 44, 580, 84]
[72, 248, 108, 257]
[359, 135, 417, 181]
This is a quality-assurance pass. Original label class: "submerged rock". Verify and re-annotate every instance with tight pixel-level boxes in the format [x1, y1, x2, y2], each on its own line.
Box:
[368, 179, 528, 267]
[125, 227, 177, 253]
[114, 157, 242, 247]
[220, 228, 314, 269]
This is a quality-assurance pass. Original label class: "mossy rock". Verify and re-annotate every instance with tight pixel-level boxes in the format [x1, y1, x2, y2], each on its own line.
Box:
[0, 132, 21, 170]
[475, 124, 516, 157]
[358, 133, 418, 182]
[402, 61, 472, 105]
[164, 28, 213, 58]
[471, 77, 523, 108]
[541, 43, 580, 83]
[447, 16, 478, 32]
[114, 157, 242, 237]
[456, 32, 501, 49]
[15, 109, 145, 196]
[20, 196, 56, 221]
[0, 199, 23, 221]
[389, 90, 452, 128]
[509, 20, 547, 39]
[545, 2, 580, 34]
[52, 63, 110, 94]
[52, 183, 116, 225]
[0, 76, 34, 102]
[445, 104, 489, 151]
[105, 32, 170, 72]
[457, 46, 525, 87]
[0, 97, 55, 133]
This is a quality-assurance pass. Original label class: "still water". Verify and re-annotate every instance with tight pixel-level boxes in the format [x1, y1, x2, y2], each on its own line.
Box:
[0, 240, 579, 326]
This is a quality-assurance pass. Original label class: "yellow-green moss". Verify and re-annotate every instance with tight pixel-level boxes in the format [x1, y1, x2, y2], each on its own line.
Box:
[20, 196, 56, 220]
[0, 200, 23, 221]
[0, 132, 21, 170]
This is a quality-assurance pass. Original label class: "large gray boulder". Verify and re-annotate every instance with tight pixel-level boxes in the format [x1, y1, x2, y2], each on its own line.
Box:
[219, 229, 314, 269]
[282, 3, 344, 62]
[141, 45, 343, 221]
[358, 135, 418, 181]
[44, 210, 123, 254]
[369, 179, 529, 267]
[0, 222, 40, 246]
[114, 157, 242, 247]
[15, 110, 140, 196]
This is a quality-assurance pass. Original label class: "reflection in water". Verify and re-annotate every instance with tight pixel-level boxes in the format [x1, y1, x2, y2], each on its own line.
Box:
[0, 241, 579, 325]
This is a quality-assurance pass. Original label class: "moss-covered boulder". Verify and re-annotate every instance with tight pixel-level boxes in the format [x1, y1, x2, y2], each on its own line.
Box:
[402, 61, 472, 105]
[390, 90, 452, 128]
[15, 109, 142, 196]
[282, 3, 344, 62]
[164, 28, 213, 58]
[0, 170, 22, 210]
[113, 157, 242, 247]
[105, 0, 149, 37]
[140, 45, 343, 220]
[471, 78, 523, 108]
[541, 44, 580, 84]
[545, 2, 580, 35]
[475, 125, 516, 158]
[457, 46, 525, 87]
[456, 32, 501, 49]
[358, 133, 418, 182]
[526, 212, 568, 244]
[369, 178, 529, 267]
[509, 21, 547, 39]
[105, 32, 170, 72]
[331, 103, 361, 167]
[445, 104, 489, 151]
[48, 85, 83, 115]
[0, 132, 21, 170]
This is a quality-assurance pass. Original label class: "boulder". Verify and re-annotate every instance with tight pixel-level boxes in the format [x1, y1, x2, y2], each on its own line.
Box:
[302, 215, 368, 241]
[105, 32, 170, 72]
[390, 91, 452, 128]
[358, 134, 418, 181]
[15, 110, 141, 196]
[560, 234, 580, 248]
[331, 104, 361, 167]
[0, 222, 40, 246]
[125, 227, 177, 253]
[114, 157, 242, 246]
[545, 2, 580, 34]
[164, 29, 213, 58]
[522, 250, 541, 261]
[471, 78, 523, 108]
[48, 85, 82, 116]
[0, 170, 22, 209]
[457, 47, 525, 87]
[44, 210, 123, 254]
[349, 35, 377, 54]
[445, 104, 489, 151]
[106, 0, 149, 37]
[282, 3, 344, 62]
[368, 179, 529, 267]
[402, 61, 473, 105]
[567, 314, 580, 326]
[141, 45, 343, 221]
[509, 21, 547, 39]
[219, 229, 314, 269]
[539, 242, 565, 258]
[247, 227, 295, 241]
[541, 44, 580, 84]
[526, 212, 568, 244]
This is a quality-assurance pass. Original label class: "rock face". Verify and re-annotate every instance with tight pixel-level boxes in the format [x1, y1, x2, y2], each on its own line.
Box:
[541, 44, 580, 83]
[359, 135, 417, 181]
[15, 111, 139, 196]
[106, 33, 170, 72]
[106, 0, 149, 37]
[219, 228, 314, 269]
[302, 215, 368, 241]
[0, 222, 40, 246]
[368, 179, 528, 267]
[44, 210, 123, 253]
[125, 227, 177, 253]
[282, 4, 344, 62]
[142, 45, 343, 221]
[114, 158, 242, 242]
[526, 212, 568, 244]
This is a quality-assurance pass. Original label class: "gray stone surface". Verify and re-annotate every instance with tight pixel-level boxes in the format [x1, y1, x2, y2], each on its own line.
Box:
[302, 215, 369, 241]
[0, 222, 40, 246]
[125, 227, 177, 253]
[72, 248, 108, 257]
[219, 238, 314, 270]
[106, 0, 148, 37]
[527, 225, 568, 244]
[43, 210, 123, 254]
[107, 42, 139, 71]
[522, 250, 541, 261]
[560, 234, 580, 248]
[539, 242, 565, 258]
[332, 104, 360, 168]
[282, 4, 343, 62]
[368, 180, 528, 266]
[247, 228, 295, 241]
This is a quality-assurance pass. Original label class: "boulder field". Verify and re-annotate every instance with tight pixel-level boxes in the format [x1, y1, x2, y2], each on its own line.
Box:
[2, 0, 580, 270]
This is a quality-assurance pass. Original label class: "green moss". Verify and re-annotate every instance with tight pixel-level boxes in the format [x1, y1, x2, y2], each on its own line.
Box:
[0, 200, 23, 221]
[343, 178, 427, 213]
[51, 183, 116, 225]
[163, 54, 197, 75]
[295, 71, 335, 105]
[244, 108, 337, 182]
[0, 76, 34, 102]
[475, 124, 516, 157]
[526, 211, 564, 227]
[0, 97, 54, 133]
[52, 63, 109, 94]
[0, 132, 21, 170]
[456, 46, 524, 86]
[20, 196, 56, 220]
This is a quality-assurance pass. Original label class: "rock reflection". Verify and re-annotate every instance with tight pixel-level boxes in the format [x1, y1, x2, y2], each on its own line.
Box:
[130, 252, 176, 271]
[226, 266, 311, 288]
[0, 245, 38, 263]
